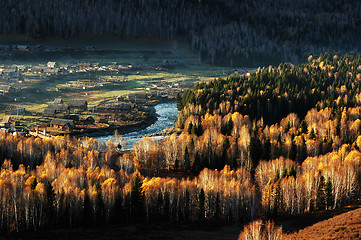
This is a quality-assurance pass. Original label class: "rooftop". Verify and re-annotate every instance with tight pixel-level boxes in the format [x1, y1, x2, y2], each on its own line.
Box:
[50, 118, 74, 126]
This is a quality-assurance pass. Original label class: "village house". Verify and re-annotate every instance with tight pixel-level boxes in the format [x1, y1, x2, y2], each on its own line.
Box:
[43, 103, 70, 116]
[68, 100, 88, 112]
[47, 62, 57, 68]
[43, 108, 56, 117]
[84, 116, 95, 124]
[50, 118, 75, 132]
[63, 114, 80, 121]
[46, 104, 69, 113]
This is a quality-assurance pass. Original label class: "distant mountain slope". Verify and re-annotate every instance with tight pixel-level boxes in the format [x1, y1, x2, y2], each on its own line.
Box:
[286, 207, 361, 239]
[1, 0, 360, 65]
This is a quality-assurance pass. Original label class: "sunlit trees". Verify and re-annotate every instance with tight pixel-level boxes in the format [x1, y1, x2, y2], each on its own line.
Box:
[134, 137, 164, 174]
[102, 178, 119, 223]
[2, 55, 361, 233]
[238, 219, 283, 240]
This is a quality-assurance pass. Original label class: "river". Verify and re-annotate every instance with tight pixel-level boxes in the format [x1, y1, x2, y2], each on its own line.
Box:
[95, 102, 178, 150]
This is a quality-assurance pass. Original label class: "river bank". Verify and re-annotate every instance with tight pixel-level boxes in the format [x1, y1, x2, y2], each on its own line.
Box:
[94, 102, 178, 150]
[72, 107, 158, 138]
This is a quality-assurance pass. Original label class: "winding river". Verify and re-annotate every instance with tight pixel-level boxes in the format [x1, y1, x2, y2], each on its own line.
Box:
[95, 102, 179, 150]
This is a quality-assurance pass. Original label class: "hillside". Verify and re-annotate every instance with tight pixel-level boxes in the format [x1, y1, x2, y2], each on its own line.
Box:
[1, 0, 361, 65]
[286, 206, 361, 239]
[1, 55, 361, 236]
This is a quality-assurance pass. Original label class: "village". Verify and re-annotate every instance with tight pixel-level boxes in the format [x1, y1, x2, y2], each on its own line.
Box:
[0, 60, 194, 138]
[0, 58, 195, 99]
[1, 93, 164, 138]
[0, 43, 235, 139]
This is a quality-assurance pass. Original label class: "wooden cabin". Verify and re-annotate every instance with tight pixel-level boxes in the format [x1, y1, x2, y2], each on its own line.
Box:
[68, 100, 88, 112]
[50, 118, 75, 131]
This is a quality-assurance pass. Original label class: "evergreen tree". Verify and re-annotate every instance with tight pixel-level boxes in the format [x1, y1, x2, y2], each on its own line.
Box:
[222, 137, 230, 167]
[163, 191, 170, 221]
[192, 152, 201, 174]
[273, 180, 281, 217]
[44, 181, 55, 228]
[263, 138, 271, 161]
[249, 134, 262, 170]
[113, 192, 123, 223]
[131, 173, 144, 221]
[198, 188, 205, 222]
[195, 123, 203, 137]
[227, 118, 233, 136]
[316, 175, 326, 210]
[325, 178, 333, 209]
[188, 122, 193, 135]
[176, 93, 183, 111]
[182, 146, 191, 172]
[174, 159, 179, 171]
[299, 137, 308, 163]
[95, 180, 105, 225]
[30, 177, 37, 190]
[184, 189, 190, 222]
[287, 139, 297, 161]
[83, 188, 92, 226]
[214, 193, 221, 221]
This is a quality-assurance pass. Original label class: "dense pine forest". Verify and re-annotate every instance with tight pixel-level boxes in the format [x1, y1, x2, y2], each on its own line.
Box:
[0, 55, 360, 236]
[1, 0, 361, 65]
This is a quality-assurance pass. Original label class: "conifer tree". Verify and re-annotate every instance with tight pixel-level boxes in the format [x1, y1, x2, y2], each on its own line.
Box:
[131, 173, 144, 221]
[325, 178, 333, 210]
[198, 188, 205, 222]
[316, 175, 326, 210]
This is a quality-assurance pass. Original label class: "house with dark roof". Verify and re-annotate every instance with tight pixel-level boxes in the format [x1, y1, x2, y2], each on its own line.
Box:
[63, 114, 79, 121]
[43, 108, 56, 117]
[84, 116, 95, 124]
[62, 123, 74, 132]
[68, 100, 88, 112]
[46, 104, 69, 113]
[50, 118, 75, 131]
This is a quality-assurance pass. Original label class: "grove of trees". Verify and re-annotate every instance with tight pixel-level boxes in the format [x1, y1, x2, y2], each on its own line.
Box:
[0, 54, 361, 236]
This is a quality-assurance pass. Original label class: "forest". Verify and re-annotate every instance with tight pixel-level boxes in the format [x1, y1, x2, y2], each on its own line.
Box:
[0, 55, 360, 237]
[1, 0, 361, 65]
